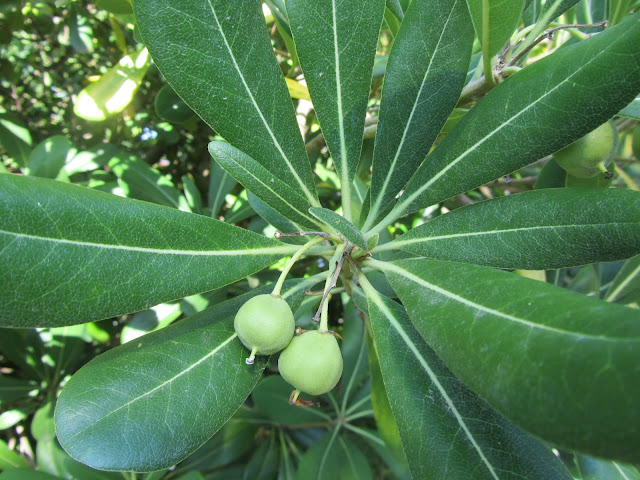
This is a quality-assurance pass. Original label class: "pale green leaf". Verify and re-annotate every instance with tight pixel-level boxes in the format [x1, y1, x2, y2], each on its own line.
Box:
[466, 0, 524, 57]
[606, 254, 640, 304]
[309, 207, 367, 250]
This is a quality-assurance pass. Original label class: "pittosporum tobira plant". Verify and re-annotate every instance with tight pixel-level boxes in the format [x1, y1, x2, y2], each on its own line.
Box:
[1, 0, 640, 478]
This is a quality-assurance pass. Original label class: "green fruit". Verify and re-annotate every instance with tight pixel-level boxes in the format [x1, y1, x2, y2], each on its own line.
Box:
[553, 120, 619, 178]
[278, 330, 343, 396]
[234, 294, 295, 365]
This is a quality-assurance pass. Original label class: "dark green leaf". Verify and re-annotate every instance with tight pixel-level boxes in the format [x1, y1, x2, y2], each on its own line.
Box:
[209, 142, 319, 230]
[365, 0, 474, 228]
[251, 376, 332, 426]
[309, 207, 367, 250]
[243, 433, 278, 480]
[466, 0, 524, 57]
[361, 276, 571, 480]
[380, 257, 640, 462]
[25, 136, 73, 179]
[154, 84, 195, 124]
[109, 155, 190, 211]
[209, 157, 236, 217]
[0, 470, 60, 480]
[0, 174, 297, 327]
[295, 429, 373, 480]
[287, 0, 385, 219]
[0, 377, 39, 406]
[55, 286, 306, 472]
[182, 173, 203, 214]
[369, 14, 640, 233]
[132, 0, 319, 206]
[383, 188, 640, 269]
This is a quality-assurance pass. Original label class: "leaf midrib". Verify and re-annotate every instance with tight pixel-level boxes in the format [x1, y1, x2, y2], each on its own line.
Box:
[0, 229, 297, 257]
[205, 0, 318, 207]
[389, 221, 640, 249]
[381, 261, 640, 342]
[365, 282, 501, 480]
[64, 333, 238, 443]
[367, 0, 460, 226]
[394, 21, 637, 215]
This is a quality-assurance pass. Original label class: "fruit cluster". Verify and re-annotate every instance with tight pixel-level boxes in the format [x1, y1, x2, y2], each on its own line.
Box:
[234, 294, 343, 402]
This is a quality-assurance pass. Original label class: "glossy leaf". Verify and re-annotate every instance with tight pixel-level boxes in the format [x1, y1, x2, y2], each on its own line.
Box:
[365, 0, 474, 228]
[466, 0, 524, 57]
[0, 174, 298, 327]
[383, 188, 640, 269]
[287, 0, 385, 218]
[74, 48, 150, 122]
[606, 254, 640, 304]
[0, 113, 32, 167]
[25, 135, 74, 179]
[380, 258, 640, 462]
[132, 0, 319, 205]
[296, 429, 373, 480]
[362, 278, 572, 479]
[370, 14, 640, 232]
[308, 207, 367, 250]
[209, 142, 319, 230]
[55, 284, 304, 472]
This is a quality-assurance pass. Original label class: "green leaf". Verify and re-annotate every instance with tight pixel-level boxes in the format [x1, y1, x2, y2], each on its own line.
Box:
[251, 376, 332, 426]
[0, 376, 39, 406]
[74, 48, 150, 122]
[296, 429, 373, 480]
[619, 95, 640, 119]
[0, 439, 29, 470]
[365, 0, 475, 229]
[63, 145, 118, 176]
[309, 207, 367, 250]
[383, 188, 640, 269]
[132, 0, 319, 206]
[55, 285, 303, 472]
[36, 437, 121, 480]
[243, 433, 278, 480]
[369, 13, 640, 233]
[182, 173, 203, 214]
[155, 84, 195, 124]
[0, 174, 297, 328]
[361, 277, 572, 479]
[209, 157, 236, 218]
[25, 136, 74, 179]
[209, 142, 320, 230]
[0, 113, 32, 167]
[95, 0, 133, 15]
[379, 257, 640, 462]
[109, 154, 190, 211]
[0, 470, 60, 480]
[576, 454, 640, 479]
[606, 254, 640, 304]
[287, 0, 385, 219]
[120, 302, 182, 343]
[466, 0, 524, 57]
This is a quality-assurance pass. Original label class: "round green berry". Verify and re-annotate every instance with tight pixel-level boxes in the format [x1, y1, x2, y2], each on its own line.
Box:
[278, 330, 343, 396]
[553, 120, 618, 178]
[234, 294, 294, 365]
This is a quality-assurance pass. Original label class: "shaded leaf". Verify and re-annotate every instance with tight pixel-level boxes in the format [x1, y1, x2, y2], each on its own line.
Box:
[576, 454, 640, 479]
[25, 136, 74, 179]
[0, 174, 297, 327]
[466, 0, 524, 57]
[132, 0, 318, 205]
[606, 254, 640, 304]
[155, 84, 195, 124]
[379, 257, 640, 462]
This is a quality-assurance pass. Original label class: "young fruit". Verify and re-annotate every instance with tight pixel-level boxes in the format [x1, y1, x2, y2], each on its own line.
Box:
[234, 294, 295, 365]
[553, 120, 619, 178]
[278, 330, 343, 396]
